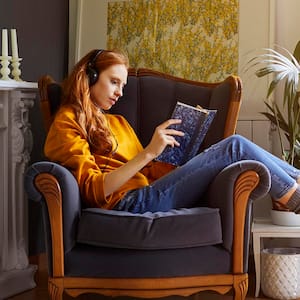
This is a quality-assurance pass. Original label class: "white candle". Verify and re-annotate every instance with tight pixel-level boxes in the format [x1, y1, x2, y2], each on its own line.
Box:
[2, 29, 8, 57]
[11, 29, 19, 58]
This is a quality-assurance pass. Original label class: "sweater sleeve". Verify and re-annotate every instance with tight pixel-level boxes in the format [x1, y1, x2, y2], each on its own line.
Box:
[44, 107, 151, 208]
[44, 108, 111, 207]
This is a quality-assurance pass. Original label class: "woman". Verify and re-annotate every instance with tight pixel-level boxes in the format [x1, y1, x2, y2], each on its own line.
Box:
[45, 49, 300, 213]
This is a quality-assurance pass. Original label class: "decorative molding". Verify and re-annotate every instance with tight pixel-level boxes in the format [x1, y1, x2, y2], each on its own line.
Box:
[11, 91, 34, 164]
[0, 82, 38, 299]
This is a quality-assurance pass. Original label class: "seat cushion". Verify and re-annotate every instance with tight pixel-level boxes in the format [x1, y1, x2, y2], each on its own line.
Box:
[77, 207, 222, 250]
[65, 244, 231, 277]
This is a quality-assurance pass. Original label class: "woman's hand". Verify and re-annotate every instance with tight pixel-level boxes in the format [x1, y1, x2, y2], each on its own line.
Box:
[104, 119, 183, 198]
[144, 119, 184, 159]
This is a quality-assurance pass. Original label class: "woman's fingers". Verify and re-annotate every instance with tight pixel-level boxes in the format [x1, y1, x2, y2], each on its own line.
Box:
[159, 118, 182, 129]
[146, 119, 184, 158]
[164, 127, 185, 137]
[155, 119, 184, 148]
[158, 119, 184, 136]
[166, 135, 180, 147]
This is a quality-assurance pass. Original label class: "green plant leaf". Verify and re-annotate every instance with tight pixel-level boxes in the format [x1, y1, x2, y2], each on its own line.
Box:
[293, 40, 300, 63]
[262, 101, 289, 132]
[267, 76, 282, 98]
[255, 67, 273, 78]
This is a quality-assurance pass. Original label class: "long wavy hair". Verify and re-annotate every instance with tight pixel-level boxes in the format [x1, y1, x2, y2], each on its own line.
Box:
[61, 49, 129, 154]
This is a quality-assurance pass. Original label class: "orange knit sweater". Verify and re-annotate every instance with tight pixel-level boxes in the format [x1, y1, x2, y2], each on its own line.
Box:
[44, 106, 175, 209]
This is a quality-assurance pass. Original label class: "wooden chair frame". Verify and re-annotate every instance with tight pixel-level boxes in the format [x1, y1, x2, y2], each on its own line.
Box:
[34, 169, 259, 300]
[33, 70, 263, 300]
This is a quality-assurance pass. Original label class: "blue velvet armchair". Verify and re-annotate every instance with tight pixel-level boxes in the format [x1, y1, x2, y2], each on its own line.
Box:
[24, 69, 271, 300]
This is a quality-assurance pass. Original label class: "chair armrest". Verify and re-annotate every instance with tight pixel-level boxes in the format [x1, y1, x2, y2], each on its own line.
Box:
[205, 160, 271, 272]
[25, 161, 81, 274]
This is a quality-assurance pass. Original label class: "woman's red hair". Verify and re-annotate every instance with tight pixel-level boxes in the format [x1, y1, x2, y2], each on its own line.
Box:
[61, 49, 129, 154]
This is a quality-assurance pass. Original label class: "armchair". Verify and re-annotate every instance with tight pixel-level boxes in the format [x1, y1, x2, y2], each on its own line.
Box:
[25, 69, 271, 300]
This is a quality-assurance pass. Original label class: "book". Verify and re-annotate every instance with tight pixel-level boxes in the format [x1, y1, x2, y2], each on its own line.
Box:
[156, 101, 217, 166]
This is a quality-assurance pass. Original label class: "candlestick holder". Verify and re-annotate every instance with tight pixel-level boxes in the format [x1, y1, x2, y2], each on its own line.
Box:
[11, 57, 22, 81]
[0, 55, 12, 81]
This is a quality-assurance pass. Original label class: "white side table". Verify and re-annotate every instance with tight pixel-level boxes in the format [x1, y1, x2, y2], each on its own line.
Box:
[252, 218, 300, 297]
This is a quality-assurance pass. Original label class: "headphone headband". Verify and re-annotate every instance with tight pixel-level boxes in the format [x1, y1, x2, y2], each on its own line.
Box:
[88, 49, 103, 67]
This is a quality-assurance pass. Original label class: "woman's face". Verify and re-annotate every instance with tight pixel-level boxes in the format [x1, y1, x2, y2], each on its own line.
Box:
[90, 64, 128, 110]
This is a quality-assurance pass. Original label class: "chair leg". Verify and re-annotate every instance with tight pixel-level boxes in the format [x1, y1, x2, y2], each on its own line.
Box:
[48, 279, 64, 300]
[233, 274, 248, 300]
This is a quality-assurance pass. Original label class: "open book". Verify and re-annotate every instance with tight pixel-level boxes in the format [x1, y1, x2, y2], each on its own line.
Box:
[156, 101, 217, 166]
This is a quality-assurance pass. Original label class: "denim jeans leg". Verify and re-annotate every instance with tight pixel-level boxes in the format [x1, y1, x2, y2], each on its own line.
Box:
[116, 135, 299, 213]
[227, 135, 298, 198]
[117, 135, 249, 212]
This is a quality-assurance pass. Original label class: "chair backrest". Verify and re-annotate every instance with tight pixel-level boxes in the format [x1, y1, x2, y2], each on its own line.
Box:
[38, 69, 242, 151]
[38, 75, 62, 132]
[111, 69, 242, 150]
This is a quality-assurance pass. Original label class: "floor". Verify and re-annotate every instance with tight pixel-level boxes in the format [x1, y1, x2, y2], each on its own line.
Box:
[7, 254, 269, 300]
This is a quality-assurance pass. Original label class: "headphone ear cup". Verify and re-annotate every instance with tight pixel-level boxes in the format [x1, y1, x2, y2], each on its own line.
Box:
[87, 65, 99, 86]
[86, 49, 104, 86]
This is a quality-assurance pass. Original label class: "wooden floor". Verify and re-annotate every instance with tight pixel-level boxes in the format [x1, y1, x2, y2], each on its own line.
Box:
[7, 254, 269, 300]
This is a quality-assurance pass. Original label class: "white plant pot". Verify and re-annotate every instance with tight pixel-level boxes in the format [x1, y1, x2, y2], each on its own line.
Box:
[271, 209, 300, 226]
[261, 248, 300, 300]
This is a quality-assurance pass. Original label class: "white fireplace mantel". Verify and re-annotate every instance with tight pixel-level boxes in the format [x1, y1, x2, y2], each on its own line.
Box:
[0, 79, 38, 299]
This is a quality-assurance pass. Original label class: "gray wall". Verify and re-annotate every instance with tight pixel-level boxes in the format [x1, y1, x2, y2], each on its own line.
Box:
[0, 0, 69, 255]
[0, 0, 69, 82]
[1, 0, 69, 161]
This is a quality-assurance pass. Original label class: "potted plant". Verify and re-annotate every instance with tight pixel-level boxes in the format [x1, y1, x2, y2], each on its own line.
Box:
[247, 41, 300, 225]
[247, 41, 300, 167]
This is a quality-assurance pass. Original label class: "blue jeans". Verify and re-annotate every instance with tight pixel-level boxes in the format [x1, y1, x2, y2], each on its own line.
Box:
[114, 135, 300, 213]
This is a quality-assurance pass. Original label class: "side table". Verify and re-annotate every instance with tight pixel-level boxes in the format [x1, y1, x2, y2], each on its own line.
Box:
[251, 218, 300, 297]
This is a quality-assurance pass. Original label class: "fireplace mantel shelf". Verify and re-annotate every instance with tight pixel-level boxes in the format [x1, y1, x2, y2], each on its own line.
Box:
[0, 79, 37, 89]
